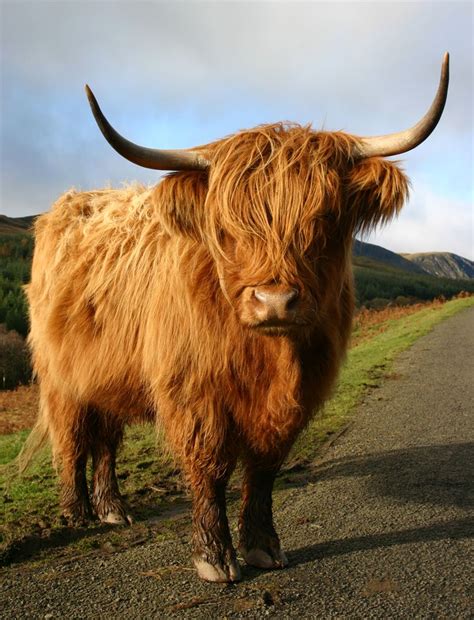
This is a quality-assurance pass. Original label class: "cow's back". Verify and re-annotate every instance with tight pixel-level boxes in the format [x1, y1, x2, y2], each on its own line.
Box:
[28, 185, 163, 415]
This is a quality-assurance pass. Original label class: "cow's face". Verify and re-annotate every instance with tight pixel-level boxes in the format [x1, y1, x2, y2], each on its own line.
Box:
[157, 125, 408, 336]
[210, 211, 353, 337]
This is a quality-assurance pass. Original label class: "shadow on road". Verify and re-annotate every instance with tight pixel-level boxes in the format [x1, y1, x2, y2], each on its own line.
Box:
[282, 442, 473, 508]
[278, 441, 474, 574]
[1, 524, 109, 567]
[288, 516, 474, 567]
[0, 497, 192, 569]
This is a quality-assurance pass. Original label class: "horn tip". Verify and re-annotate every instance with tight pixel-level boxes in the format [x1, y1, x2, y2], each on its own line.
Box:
[441, 52, 449, 84]
[84, 84, 96, 104]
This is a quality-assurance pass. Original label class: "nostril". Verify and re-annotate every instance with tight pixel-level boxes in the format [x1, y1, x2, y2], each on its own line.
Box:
[285, 288, 299, 309]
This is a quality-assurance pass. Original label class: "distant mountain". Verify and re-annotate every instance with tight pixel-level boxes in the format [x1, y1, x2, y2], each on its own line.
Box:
[0, 214, 37, 235]
[353, 240, 428, 275]
[402, 252, 474, 281]
[352, 240, 474, 304]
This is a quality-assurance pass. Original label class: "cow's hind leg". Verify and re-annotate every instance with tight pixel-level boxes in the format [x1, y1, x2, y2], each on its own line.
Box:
[239, 459, 288, 570]
[43, 387, 92, 525]
[90, 413, 131, 525]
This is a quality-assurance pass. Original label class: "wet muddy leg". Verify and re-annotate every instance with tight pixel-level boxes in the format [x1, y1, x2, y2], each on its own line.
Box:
[90, 416, 131, 525]
[239, 464, 288, 569]
[190, 463, 241, 582]
[43, 389, 93, 525]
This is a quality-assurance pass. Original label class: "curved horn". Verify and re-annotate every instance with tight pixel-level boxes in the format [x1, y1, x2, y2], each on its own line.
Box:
[85, 85, 210, 171]
[355, 52, 449, 158]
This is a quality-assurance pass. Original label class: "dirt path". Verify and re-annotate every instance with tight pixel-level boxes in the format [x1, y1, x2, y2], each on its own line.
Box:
[1, 307, 473, 619]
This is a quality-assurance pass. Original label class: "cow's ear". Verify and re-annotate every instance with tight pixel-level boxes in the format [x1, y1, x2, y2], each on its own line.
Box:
[153, 171, 208, 241]
[345, 158, 409, 233]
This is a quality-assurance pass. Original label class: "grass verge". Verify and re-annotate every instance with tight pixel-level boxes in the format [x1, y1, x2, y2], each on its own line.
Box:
[1, 296, 473, 560]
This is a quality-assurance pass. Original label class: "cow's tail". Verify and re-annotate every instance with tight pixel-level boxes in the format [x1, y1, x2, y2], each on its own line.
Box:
[16, 414, 49, 475]
[3, 393, 50, 480]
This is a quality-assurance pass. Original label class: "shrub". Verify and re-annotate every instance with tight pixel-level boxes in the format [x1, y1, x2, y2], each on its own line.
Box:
[0, 324, 31, 390]
[364, 297, 391, 310]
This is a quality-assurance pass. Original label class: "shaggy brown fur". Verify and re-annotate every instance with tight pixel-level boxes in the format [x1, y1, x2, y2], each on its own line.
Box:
[24, 123, 408, 581]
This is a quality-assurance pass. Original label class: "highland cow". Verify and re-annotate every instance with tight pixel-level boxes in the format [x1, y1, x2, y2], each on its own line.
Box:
[23, 55, 449, 582]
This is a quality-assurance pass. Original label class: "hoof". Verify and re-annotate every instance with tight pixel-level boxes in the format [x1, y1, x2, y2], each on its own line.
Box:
[193, 556, 241, 583]
[93, 495, 133, 526]
[100, 511, 133, 526]
[240, 547, 288, 569]
[61, 503, 93, 527]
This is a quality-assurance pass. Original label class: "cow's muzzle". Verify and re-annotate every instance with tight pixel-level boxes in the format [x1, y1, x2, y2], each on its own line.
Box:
[253, 286, 299, 320]
[241, 284, 302, 331]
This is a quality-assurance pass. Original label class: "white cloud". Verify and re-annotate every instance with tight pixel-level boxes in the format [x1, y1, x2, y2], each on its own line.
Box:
[364, 183, 474, 260]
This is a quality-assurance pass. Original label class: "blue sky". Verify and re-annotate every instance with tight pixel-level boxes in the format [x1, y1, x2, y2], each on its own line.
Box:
[1, 1, 472, 258]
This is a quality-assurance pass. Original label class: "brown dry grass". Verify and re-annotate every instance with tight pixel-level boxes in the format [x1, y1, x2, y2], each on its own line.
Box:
[351, 298, 447, 347]
[0, 383, 39, 434]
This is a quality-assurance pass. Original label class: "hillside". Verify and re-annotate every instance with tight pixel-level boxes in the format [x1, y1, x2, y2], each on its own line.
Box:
[0, 215, 37, 235]
[352, 255, 474, 307]
[402, 252, 474, 280]
[353, 240, 427, 274]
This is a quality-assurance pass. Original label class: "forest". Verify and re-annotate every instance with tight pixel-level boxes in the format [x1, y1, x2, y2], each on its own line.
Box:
[0, 235, 32, 337]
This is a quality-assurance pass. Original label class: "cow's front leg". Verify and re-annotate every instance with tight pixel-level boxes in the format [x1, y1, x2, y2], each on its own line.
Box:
[190, 470, 241, 582]
[239, 465, 288, 569]
[158, 396, 240, 582]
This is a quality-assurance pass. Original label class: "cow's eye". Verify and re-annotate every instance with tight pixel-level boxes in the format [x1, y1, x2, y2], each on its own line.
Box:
[318, 210, 337, 225]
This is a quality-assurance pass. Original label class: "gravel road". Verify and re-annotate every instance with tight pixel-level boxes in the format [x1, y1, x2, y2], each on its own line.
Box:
[1, 307, 473, 619]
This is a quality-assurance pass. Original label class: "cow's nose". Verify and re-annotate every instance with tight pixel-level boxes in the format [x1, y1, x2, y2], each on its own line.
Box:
[253, 286, 299, 318]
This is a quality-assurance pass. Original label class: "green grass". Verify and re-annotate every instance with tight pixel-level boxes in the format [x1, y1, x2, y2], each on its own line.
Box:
[1, 296, 473, 555]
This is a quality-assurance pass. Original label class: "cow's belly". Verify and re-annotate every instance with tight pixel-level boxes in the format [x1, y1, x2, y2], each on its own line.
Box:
[88, 382, 154, 423]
